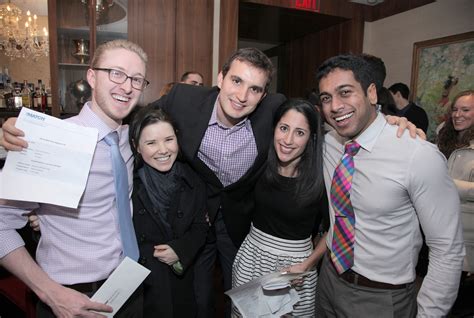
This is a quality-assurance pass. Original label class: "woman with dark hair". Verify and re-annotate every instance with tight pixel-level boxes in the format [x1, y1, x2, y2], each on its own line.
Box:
[437, 89, 474, 316]
[232, 99, 328, 317]
[129, 105, 208, 317]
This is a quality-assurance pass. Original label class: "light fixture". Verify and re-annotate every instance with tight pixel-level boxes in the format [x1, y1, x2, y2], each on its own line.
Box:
[81, 0, 114, 24]
[349, 0, 385, 6]
[0, 0, 49, 60]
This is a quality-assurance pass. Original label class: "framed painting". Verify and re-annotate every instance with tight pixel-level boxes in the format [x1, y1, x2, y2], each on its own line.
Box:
[410, 31, 474, 140]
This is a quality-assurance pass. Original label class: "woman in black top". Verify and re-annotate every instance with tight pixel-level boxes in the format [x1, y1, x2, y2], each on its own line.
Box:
[129, 106, 208, 317]
[232, 99, 328, 317]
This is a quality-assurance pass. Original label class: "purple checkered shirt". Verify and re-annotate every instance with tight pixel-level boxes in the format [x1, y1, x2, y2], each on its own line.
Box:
[197, 99, 258, 187]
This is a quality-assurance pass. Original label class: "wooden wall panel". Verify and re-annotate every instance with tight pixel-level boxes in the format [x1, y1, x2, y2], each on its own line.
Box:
[128, 0, 176, 104]
[176, 0, 214, 86]
[282, 17, 364, 98]
[128, 0, 214, 103]
[219, 0, 239, 70]
[48, 0, 60, 116]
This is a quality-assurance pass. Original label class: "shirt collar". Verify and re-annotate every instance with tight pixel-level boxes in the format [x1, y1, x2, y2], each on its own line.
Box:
[354, 112, 386, 153]
[209, 95, 251, 130]
[79, 101, 127, 142]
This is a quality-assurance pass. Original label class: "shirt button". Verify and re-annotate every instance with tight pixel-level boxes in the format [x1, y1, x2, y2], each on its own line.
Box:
[177, 210, 183, 218]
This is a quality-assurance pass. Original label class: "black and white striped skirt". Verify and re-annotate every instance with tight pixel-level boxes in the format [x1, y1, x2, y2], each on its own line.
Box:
[232, 224, 318, 317]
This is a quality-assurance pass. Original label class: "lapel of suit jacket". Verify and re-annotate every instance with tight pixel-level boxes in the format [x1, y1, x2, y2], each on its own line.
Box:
[179, 88, 219, 161]
[178, 87, 223, 188]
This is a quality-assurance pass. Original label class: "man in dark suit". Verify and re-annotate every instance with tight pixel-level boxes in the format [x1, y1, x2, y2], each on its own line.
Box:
[151, 48, 286, 317]
[389, 82, 429, 133]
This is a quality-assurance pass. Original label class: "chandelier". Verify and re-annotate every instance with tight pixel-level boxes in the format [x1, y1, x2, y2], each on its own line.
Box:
[0, 0, 49, 60]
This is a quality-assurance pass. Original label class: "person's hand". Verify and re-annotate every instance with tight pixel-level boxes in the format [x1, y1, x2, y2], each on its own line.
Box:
[45, 285, 113, 318]
[282, 261, 310, 274]
[27, 212, 40, 232]
[281, 262, 310, 287]
[0, 118, 28, 151]
[385, 115, 427, 140]
[154, 244, 179, 265]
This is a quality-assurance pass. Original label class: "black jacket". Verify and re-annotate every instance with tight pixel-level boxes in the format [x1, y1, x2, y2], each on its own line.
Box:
[132, 161, 208, 317]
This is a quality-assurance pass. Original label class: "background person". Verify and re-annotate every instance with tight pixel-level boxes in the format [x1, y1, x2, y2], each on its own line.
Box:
[437, 89, 474, 317]
[180, 71, 204, 86]
[388, 82, 429, 134]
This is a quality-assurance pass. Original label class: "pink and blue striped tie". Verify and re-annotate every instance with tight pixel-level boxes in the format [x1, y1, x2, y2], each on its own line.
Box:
[330, 141, 361, 274]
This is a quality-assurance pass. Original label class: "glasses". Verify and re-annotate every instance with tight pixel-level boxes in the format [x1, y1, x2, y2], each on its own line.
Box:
[93, 68, 150, 90]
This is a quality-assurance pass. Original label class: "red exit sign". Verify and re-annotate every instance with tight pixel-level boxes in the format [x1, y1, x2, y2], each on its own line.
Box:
[294, 0, 320, 11]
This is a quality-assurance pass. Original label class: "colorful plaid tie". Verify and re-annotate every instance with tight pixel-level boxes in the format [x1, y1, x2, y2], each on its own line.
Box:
[330, 141, 361, 274]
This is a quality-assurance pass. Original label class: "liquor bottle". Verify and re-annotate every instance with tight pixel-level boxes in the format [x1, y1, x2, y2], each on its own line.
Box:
[36, 80, 43, 111]
[34, 87, 41, 110]
[13, 83, 23, 109]
[21, 80, 31, 108]
[46, 85, 52, 111]
[0, 83, 6, 109]
[2, 66, 10, 85]
[4, 80, 14, 109]
[41, 82, 47, 112]
[28, 83, 35, 109]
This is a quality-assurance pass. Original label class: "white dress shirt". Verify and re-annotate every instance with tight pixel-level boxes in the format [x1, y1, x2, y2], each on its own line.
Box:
[323, 113, 465, 316]
[0, 102, 133, 284]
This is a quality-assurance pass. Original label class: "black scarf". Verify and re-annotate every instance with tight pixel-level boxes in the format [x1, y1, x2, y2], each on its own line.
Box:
[138, 162, 181, 239]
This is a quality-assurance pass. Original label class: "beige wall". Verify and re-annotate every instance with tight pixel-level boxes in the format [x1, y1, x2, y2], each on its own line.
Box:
[0, 15, 50, 87]
[363, 0, 474, 88]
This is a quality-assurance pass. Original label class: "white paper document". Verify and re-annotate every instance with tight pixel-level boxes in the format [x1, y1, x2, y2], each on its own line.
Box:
[91, 257, 150, 317]
[225, 270, 316, 318]
[0, 108, 98, 208]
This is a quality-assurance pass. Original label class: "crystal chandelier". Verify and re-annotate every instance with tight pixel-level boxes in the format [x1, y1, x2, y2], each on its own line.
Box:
[0, 0, 49, 60]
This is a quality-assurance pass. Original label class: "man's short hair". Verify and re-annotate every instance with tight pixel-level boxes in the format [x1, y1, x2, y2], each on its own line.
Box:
[91, 39, 148, 68]
[388, 83, 410, 100]
[221, 47, 274, 92]
[316, 54, 374, 95]
[360, 53, 386, 91]
[180, 71, 204, 82]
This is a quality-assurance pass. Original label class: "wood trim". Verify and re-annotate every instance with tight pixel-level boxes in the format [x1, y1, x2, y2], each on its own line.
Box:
[128, 0, 177, 104]
[47, 0, 59, 117]
[218, 0, 238, 70]
[176, 0, 214, 86]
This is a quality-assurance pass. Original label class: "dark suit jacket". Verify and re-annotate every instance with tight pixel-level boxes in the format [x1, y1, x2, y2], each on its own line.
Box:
[151, 84, 286, 246]
[398, 102, 429, 133]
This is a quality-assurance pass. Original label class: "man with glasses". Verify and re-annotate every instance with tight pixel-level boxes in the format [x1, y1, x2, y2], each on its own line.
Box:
[0, 39, 149, 317]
